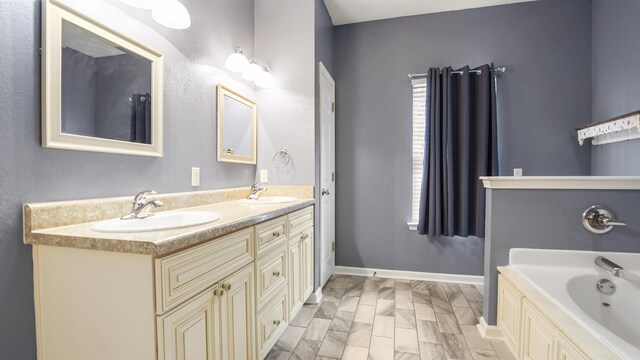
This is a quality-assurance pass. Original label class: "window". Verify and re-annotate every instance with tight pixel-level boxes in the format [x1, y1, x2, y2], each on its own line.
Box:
[409, 78, 426, 230]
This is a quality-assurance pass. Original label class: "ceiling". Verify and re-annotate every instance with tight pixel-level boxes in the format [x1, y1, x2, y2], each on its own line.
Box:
[324, 0, 536, 25]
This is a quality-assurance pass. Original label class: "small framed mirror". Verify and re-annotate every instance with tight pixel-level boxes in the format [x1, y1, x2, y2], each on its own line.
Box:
[42, 0, 164, 156]
[216, 84, 257, 164]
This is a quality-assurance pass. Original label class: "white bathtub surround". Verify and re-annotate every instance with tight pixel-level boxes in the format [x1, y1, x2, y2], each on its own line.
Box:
[496, 248, 640, 359]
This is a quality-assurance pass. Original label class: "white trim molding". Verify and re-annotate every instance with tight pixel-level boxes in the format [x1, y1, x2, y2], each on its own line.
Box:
[577, 112, 640, 146]
[334, 266, 484, 285]
[480, 176, 640, 190]
[305, 287, 323, 305]
[477, 316, 504, 340]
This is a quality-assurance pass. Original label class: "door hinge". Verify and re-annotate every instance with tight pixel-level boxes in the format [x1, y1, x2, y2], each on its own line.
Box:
[332, 172, 335, 182]
[332, 242, 335, 252]
[331, 102, 335, 113]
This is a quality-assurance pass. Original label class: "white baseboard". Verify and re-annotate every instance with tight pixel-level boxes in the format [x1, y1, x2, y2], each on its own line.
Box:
[305, 287, 323, 305]
[334, 266, 483, 285]
[477, 316, 503, 340]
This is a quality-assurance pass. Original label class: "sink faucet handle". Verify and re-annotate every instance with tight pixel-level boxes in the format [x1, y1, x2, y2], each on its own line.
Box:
[133, 190, 157, 208]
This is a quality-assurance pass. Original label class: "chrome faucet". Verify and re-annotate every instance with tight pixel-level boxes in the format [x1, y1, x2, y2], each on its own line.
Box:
[121, 190, 165, 219]
[247, 182, 268, 200]
[595, 256, 624, 277]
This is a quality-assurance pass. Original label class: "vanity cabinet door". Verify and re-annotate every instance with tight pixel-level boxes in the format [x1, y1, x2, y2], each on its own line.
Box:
[301, 227, 314, 300]
[288, 238, 304, 318]
[556, 335, 588, 360]
[158, 287, 222, 360]
[520, 299, 556, 360]
[220, 264, 255, 360]
[497, 275, 522, 354]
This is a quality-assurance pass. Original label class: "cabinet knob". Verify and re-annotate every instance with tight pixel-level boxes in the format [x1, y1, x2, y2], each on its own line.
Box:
[272, 231, 281, 237]
[273, 271, 281, 277]
[219, 289, 225, 296]
[273, 320, 281, 325]
[222, 283, 232, 291]
[301, 233, 309, 240]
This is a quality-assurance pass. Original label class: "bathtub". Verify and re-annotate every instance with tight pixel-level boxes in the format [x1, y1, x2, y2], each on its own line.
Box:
[509, 248, 640, 360]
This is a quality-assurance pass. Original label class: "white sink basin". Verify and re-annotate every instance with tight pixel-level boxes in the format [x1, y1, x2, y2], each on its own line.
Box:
[92, 211, 221, 233]
[239, 196, 299, 205]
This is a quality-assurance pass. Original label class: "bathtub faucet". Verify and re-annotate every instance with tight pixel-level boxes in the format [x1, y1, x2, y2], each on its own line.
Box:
[595, 256, 624, 277]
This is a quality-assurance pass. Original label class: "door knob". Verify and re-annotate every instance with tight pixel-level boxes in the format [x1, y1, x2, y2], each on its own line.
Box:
[322, 189, 331, 196]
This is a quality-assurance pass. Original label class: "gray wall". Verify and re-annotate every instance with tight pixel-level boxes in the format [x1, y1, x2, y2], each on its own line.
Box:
[333, 0, 592, 276]
[590, 0, 640, 175]
[0, 0, 260, 356]
[313, 0, 335, 289]
[483, 188, 640, 324]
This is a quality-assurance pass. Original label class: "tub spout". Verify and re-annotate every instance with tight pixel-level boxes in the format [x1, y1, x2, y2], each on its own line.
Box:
[595, 256, 624, 277]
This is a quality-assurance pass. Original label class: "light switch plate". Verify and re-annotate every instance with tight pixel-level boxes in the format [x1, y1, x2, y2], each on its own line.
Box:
[513, 168, 523, 177]
[191, 167, 200, 186]
[260, 169, 268, 183]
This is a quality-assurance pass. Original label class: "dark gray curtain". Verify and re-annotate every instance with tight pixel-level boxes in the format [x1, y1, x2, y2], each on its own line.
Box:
[130, 93, 151, 143]
[418, 64, 499, 237]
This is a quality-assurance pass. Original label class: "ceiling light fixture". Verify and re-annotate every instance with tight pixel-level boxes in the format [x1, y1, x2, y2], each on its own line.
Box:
[151, 0, 191, 29]
[225, 48, 249, 73]
[119, 0, 159, 9]
[255, 67, 276, 88]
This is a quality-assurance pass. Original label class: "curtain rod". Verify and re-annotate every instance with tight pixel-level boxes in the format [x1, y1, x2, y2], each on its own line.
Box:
[408, 66, 507, 78]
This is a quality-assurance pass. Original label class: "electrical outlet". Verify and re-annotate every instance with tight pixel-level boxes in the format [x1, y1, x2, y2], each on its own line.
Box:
[260, 169, 268, 183]
[191, 167, 200, 186]
[514, 168, 523, 177]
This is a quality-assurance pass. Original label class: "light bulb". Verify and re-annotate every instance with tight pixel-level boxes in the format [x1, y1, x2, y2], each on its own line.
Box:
[255, 67, 276, 88]
[152, 0, 191, 29]
[119, 0, 159, 9]
[242, 60, 263, 81]
[225, 48, 249, 73]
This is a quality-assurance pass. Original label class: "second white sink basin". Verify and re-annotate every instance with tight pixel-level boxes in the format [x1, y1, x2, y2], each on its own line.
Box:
[92, 211, 221, 233]
[239, 196, 299, 205]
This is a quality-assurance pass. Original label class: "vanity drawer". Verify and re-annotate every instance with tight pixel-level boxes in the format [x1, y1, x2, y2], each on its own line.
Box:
[155, 228, 254, 314]
[255, 244, 288, 310]
[288, 206, 313, 237]
[255, 216, 287, 257]
[256, 287, 288, 360]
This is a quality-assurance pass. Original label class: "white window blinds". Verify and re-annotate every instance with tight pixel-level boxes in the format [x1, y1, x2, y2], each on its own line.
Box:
[411, 78, 427, 226]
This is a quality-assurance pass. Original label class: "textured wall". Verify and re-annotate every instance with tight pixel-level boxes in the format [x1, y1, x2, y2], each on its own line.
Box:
[332, 0, 592, 276]
[0, 0, 257, 356]
[483, 188, 640, 324]
[590, 0, 640, 175]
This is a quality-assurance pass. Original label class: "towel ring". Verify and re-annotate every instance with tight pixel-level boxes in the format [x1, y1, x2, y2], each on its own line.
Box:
[273, 148, 291, 168]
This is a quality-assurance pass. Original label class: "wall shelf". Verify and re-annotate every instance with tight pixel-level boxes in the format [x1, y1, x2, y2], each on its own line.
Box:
[576, 110, 640, 146]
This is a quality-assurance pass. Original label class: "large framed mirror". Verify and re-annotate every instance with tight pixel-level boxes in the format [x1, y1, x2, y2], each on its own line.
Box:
[42, 0, 164, 156]
[216, 84, 257, 164]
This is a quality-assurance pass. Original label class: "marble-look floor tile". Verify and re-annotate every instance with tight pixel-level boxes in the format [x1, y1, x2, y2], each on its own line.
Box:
[324, 288, 345, 303]
[378, 287, 396, 300]
[470, 349, 499, 360]
[372, 315, 395, 338]
[416, 320, 441, 344]
[274, 325, 306, 352]
[431, 298, 454, 314]
[453, 306, 478, 325]
[443, 284, 470, 308]
[291, 339, 322, 360]
[468, 301, 483, 318]
[304, 318, 332, 341]
[440, 333, 473, 360]
[396, 290, 413, 310]
[266, 349, 292, 360]
[317, 330, 348, 358]
[395, 328, 419, 354]
[414, 303, 435, 321]
[316, 301, 339, 319]
[379, 278, 395, 288]
[354, 305, 376, 324]
[330, 311, 356, 332]
[317, 356, 337, 360]
[332, 276, 351, 290]
[343, 345, 369, 360]
[460, 325, 492, 350]
[395, 308, 416, 329]
[418, 342, 445, 360]
[363, 278, 379, 292]
[347, 322, 373, 347]
[412, 290, 431, 305]
[376, 299, 395, 317]
[291, 304, 319, 327]
[360, 291, 378, 306]
[346, 283, 364, 297]
[339, 296, 360, 312]
[459, 284, 483, 302]
[396, 280, 411, 291]
[368, 336, 394, 360]
[489, 340, 516, 360]
[395, 352, 420, 360]
[435, 313, 461, 334]
[411, 281, 429, 291]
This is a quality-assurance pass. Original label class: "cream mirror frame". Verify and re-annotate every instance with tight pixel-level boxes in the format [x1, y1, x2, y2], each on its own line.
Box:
[42, 0, 164, 157]
[217, 84, 258, 164]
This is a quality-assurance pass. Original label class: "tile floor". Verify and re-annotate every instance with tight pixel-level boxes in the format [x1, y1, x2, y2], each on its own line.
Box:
[266, 275, 515, 360]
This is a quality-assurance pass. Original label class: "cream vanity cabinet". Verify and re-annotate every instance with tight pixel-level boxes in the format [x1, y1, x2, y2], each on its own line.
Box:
[497, 275, 588, 360]
[31, 205, 314, 360]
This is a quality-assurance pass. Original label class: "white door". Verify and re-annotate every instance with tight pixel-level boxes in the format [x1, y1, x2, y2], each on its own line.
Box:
[319, 62, 335, 288]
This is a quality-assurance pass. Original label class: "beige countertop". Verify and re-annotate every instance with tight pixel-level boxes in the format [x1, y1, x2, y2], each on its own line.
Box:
[23, 186, 315, 256]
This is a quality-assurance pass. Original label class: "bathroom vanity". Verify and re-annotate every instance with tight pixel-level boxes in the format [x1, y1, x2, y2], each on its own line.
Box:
[24, 187, 315, 360]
